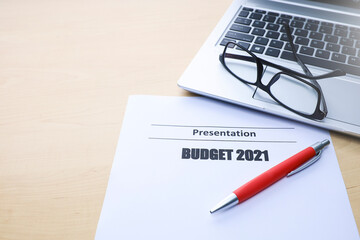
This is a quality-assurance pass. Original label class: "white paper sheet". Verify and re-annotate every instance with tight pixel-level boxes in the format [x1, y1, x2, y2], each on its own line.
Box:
[95, 95, 359, 239]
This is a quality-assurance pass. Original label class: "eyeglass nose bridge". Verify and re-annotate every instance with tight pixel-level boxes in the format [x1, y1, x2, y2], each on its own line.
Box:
[266, 72, 283, 88]
[251, 67, 276, 93]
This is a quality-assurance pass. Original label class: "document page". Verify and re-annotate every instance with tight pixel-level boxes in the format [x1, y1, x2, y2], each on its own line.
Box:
[96, 95, 359, 239]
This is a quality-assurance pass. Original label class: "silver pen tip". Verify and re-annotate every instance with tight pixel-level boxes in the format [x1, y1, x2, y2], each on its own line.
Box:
[209, 193, 238, 214]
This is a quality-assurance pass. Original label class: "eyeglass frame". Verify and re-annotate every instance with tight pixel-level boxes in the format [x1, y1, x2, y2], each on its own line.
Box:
[219, 24, 346, 120]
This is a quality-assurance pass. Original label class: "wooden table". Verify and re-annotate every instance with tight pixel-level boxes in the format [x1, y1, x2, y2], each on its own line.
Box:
[0, 0, 359, 239]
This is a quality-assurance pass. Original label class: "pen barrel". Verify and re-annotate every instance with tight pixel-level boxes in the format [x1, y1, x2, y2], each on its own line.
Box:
[233, 147, 316, 203]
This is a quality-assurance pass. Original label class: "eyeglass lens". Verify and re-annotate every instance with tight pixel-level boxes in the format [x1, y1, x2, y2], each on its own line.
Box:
[270, 73, 319, 115]
[224, 47, 258, 84]
[223, 44, 320, 117]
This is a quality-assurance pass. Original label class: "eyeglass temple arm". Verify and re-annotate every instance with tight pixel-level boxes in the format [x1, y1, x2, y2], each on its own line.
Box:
[283, 23, 314, 77]
[283, 23, 328, 114]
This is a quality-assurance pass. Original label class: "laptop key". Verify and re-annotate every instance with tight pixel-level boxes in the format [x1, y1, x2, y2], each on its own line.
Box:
[220, 38, 236, 47]
[350, 31, 360, 40]
[309, 32, 323, 40]
[305, 23, 318, 31]
[280, 34, 289, 41]
[255, 9, 267, 14]
[280, 14, 292, 19]
[295, 29, 309, 37]
[356, 41, 360, 48]
[235, 17, 252, 25]
[319, 26, 332, 34]
[277, 18, 290, 24]
[342, 46, 356, 56]
[334, 28, 348, 37]
[239, 10, 250, 17]
[294, 17, 306, 22]
[332, 53, 346, 63]
[266, 31, 280, 39]
[348, 56, 360, 66]
[321, 22, 334, 28]
[236, 41, 250, 49]
[295, 37, 309, 46]
[263, 15, 276, 23]
[255, 37, 269, 45]
[315, 49, 330, 59]
[307, 19, 320, 24]
[326, 43, 340, 52]
[250, 12, 263, 20]
[268, 12, 279, 16]
[225, 31, 254, 42]
[250, 44, 265, 54]
[269, 39, 284, 49]
[310, 40, 325, 49]
[300, 46, 315, 56]
[336, 24, 348, 30]
[290, 20, 304, 28]
[230, 24, 251, 33]
[266, 23, 280, 31]
[284, 43, 299, 51]
[339, 38, 354, 47]
[280, 26, 294, 33]
[252, 20, 266, 28]
[265, 48, 281, 57]
[350, 27, 360, 32]
[252, 28, 266, 36]
[324, 35, 338, 43]
[242, 7, 254, 11]
[236, 41, 251, 50]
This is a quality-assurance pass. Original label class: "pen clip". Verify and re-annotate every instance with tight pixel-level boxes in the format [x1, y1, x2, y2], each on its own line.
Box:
[287, 150, 322, 177]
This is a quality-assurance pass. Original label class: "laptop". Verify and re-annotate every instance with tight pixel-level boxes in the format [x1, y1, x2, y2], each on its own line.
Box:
[178, 0, 360, 137]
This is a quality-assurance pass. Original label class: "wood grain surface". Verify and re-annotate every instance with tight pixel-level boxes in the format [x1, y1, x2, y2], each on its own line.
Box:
[0, 0, 358, 239]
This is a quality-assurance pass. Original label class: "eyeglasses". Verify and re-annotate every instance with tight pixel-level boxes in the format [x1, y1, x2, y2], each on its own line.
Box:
[219, 24, 346, 120]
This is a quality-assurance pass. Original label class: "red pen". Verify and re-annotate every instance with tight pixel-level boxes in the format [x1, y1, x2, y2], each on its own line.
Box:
[210, 139, 330, 214]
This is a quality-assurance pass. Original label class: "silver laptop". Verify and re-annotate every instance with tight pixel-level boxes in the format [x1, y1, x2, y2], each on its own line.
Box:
[178, 0, 360, 137]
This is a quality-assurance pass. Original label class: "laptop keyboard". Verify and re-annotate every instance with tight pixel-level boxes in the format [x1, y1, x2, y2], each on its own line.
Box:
[220, 6, 360, 76]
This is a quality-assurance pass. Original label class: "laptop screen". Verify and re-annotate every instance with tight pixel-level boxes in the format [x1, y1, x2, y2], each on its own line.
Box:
[310, 0, 360, 8]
